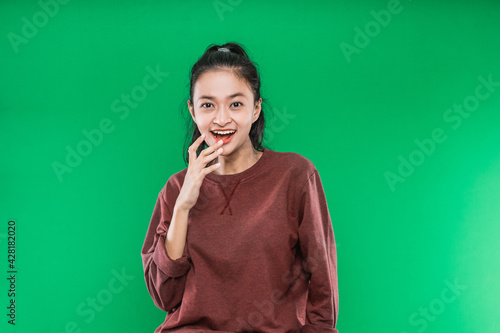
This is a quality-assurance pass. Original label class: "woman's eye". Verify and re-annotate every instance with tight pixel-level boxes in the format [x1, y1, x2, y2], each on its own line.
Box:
[200, 102, 242, 108]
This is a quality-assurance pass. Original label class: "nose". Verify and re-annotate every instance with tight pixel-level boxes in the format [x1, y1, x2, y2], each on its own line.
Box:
[214, 106, 231, 126]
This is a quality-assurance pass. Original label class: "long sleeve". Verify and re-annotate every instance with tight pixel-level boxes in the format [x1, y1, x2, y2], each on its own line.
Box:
[297, 169, 339, 333]
[141, 183, 192, 313]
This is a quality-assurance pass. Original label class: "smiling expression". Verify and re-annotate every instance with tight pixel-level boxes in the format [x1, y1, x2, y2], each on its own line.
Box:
[187, 69, 262, 155]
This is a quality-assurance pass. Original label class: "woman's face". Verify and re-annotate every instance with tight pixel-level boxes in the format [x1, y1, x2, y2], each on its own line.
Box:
[187, 69, 261, 156]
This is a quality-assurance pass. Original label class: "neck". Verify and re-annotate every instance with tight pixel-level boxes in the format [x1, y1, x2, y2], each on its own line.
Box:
[213, 142, 262, 175]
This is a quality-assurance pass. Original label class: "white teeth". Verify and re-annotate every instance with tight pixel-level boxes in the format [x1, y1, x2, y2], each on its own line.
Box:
[212, 130, 235, 135]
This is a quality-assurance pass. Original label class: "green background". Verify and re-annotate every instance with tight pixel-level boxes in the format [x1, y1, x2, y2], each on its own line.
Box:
[1, 0, 500, 332]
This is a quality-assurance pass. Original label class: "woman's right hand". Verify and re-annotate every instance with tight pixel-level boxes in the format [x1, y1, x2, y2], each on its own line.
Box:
[175, 133, 223, 211]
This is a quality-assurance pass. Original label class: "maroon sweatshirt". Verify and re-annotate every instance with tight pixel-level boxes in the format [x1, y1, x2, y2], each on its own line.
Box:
[141, 148, 339, 332]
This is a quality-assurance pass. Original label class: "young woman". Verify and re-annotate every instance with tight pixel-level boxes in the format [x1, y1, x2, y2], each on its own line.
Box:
[141, 42, 339, 332]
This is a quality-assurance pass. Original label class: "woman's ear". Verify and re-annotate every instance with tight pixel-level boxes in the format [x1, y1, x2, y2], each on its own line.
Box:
[252, 98, 262, 123]
[187, 100, 196, 123]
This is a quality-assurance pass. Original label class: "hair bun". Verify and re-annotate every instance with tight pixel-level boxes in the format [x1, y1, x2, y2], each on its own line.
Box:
[204, 42, 251, 61]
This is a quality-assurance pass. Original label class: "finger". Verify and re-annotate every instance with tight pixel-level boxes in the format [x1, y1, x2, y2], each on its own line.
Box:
[200, 138, 223, 158]
[188, 133, 206, 164]
[202, 161, 221, 175]
[202, 146, 223, 165]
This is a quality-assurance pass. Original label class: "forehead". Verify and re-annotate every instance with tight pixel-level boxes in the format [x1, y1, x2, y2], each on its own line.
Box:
[194, 69, 252, 99]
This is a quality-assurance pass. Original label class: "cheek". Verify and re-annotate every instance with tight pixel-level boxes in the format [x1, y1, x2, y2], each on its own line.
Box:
[234, 112, 254, 125]
[194, 115, 211, 129]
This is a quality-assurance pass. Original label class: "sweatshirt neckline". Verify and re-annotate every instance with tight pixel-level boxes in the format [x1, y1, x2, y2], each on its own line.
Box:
[205, 148, 270, 184]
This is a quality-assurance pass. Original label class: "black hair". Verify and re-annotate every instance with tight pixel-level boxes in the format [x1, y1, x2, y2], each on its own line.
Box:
[181, 42, 267, 165]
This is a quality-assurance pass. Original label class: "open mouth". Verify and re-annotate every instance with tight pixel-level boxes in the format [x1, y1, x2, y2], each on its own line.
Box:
[210, 130, 236, 143]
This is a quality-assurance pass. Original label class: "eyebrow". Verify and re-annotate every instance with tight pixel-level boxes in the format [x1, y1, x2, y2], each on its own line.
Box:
[197, 92, 246, 101]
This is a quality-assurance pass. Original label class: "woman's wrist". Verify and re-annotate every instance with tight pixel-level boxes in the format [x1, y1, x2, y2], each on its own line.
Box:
[174, 199, 191, 213]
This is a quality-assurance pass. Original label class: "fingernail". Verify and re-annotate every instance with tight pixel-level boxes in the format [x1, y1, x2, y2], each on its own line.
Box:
[218, 140, 223, 144]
